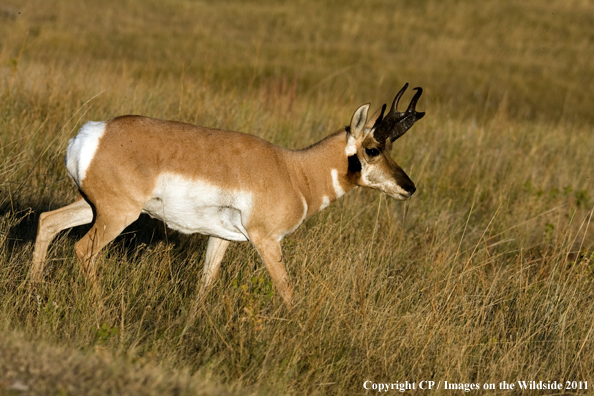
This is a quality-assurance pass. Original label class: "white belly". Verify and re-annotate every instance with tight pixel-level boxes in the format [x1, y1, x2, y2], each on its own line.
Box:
[142, 173, 252, 242]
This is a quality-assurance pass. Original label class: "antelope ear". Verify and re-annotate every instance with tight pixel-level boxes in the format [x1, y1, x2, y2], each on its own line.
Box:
[350, 103, 370, 139]
[365, 104, 386, 131]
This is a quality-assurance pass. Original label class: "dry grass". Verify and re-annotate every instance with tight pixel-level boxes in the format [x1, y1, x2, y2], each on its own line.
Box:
[0, 331, 227, 396]
[1, 0, 593, 394]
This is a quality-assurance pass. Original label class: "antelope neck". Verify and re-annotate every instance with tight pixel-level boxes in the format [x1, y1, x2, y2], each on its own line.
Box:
[289, 130, 356, 218]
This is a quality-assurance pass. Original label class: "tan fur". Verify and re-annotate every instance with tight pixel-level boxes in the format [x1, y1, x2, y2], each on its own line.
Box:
[32, 105, 416, 307]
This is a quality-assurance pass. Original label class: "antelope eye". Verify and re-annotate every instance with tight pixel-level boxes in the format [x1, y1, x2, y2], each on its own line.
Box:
[365, 147, 380, 157]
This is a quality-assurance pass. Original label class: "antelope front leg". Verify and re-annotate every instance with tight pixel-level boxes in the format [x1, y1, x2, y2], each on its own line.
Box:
[198, 236, 230, 299]
[250, 234, 294, 307]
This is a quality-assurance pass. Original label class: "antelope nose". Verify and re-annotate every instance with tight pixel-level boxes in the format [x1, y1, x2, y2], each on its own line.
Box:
[407, 185, 416, 196]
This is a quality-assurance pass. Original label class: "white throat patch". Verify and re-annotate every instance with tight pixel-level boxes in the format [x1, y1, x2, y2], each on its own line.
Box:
[331, 169, 344, 198]
[345, 135, 357, 156]
[319, 195, 330, 211]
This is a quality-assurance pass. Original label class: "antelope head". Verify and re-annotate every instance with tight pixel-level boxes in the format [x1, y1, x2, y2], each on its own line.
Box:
[346, 83, 425, 200]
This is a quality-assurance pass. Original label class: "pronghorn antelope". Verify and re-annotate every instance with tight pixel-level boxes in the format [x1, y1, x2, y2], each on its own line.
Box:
[32, 84, 424, 307]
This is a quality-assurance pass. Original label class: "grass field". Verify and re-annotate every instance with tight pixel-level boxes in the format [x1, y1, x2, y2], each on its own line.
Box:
[1, 0, 594, 394]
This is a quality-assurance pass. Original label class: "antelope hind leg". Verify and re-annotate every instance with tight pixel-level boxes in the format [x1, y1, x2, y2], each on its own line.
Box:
[31, 197, 94, 281]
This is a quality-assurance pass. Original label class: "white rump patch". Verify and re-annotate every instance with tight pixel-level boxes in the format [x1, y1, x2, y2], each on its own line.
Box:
[143, 173, 252, 242]
[331, 169, 344, 198]
[65, 121, 106, 188]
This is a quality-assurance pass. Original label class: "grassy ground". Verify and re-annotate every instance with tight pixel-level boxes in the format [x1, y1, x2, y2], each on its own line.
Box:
[1, 0, 593, 394]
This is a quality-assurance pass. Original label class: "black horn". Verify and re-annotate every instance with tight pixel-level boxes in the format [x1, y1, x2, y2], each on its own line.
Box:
[373, 83, 425, 143]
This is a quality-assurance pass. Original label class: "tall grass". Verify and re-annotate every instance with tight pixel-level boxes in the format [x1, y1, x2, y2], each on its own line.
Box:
[1, 0, 593, 394]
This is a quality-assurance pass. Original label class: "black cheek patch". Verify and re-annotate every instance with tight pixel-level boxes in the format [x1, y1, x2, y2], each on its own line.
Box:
[348, 154, 362, 174]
